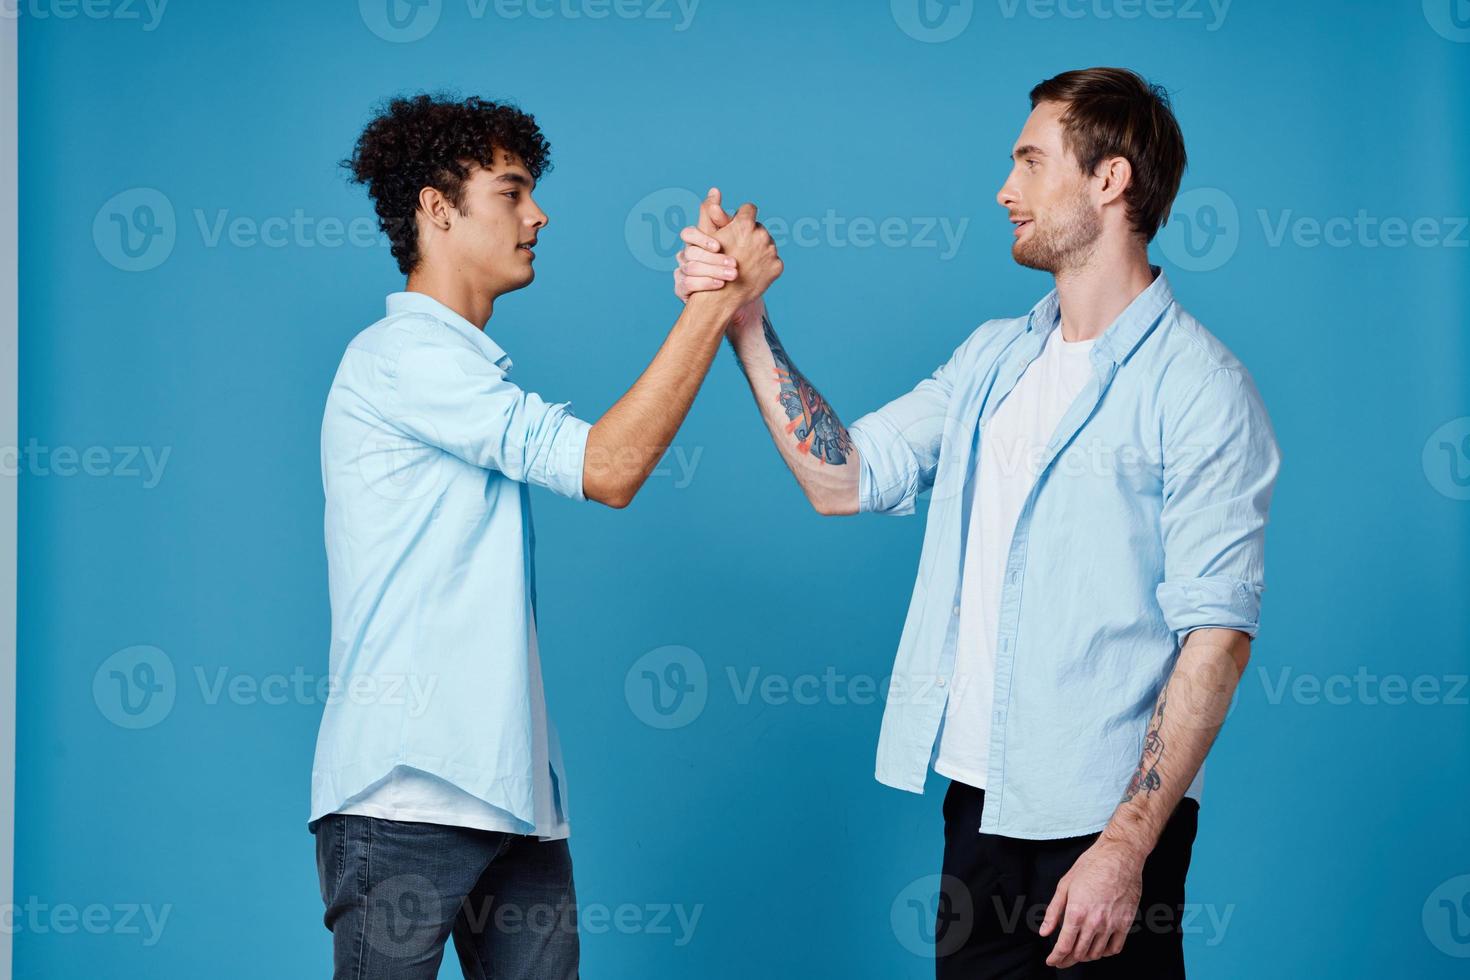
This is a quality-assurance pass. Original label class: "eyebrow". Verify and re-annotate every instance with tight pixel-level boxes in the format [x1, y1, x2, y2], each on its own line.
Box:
[1012, 145, 1047, 160]
[492, 172, 534, 189]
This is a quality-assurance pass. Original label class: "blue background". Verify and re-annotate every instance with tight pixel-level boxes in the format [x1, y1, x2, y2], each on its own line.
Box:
[16, 0, 1470, 976]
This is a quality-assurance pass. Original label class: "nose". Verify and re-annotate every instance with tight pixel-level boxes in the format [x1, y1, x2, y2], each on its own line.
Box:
[996, 173, 1018, 212]
[528, 198, 548, 231]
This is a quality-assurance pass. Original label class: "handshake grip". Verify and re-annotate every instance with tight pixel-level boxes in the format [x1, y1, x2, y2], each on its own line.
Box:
[707, 203, 784, 305]
[676, 188, 782, 310]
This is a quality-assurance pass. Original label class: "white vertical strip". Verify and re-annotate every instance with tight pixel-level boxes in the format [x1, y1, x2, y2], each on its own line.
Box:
[0, 9, 16, 980]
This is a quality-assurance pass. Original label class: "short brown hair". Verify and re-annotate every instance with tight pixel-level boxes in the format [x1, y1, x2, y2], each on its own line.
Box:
[1029, 68, 1187, 243]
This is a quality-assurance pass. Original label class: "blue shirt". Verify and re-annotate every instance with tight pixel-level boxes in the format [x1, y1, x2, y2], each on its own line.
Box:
[310, 292, 591, 833]
[848, 269, 1280, 839]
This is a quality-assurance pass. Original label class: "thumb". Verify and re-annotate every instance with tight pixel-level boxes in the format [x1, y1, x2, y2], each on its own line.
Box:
[698, 187, 731, 234]
[1039, 880, 1068, 937]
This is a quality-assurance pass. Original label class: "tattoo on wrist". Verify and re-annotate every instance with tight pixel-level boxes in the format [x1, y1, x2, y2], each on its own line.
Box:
[761, 313, 853, 465]
[1122, 684, 1167, 802]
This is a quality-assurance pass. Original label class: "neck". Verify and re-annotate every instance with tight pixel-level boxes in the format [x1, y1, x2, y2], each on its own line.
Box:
[1051, 237, 1156, 342]
[405, 265, 497, 330]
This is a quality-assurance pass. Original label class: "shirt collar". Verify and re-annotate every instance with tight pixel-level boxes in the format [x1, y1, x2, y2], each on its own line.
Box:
[386, 291, 513, 371]
[1025, 265, 1175, 366]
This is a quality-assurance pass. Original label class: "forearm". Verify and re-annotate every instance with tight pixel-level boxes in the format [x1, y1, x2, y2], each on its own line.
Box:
[583, 291, 737, 508]
[1099, 628, 1251, 858]
[726, 308, 859, 515]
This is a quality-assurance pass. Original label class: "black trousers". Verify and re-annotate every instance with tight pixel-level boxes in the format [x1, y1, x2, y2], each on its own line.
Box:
[936, 781, 1199, 980]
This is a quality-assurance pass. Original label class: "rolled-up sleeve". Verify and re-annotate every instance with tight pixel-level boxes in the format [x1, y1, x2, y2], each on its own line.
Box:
[1155, 366, 1281, 642]
[389, 334, 590, 501]
[847, 345, 966, 516]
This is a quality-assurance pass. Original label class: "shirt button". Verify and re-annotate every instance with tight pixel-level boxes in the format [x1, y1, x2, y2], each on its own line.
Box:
[937, 678, 947, 687]
[952, 605, 961, 617]
[1009, 571, 1020, 585]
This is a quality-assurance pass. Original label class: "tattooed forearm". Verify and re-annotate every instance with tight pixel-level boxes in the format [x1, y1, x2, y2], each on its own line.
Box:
[761, 312, 854, 465]
[1121, 684, 1167, 802]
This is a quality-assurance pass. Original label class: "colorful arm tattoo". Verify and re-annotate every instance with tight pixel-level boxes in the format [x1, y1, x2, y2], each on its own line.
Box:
[761, 312, 854, 465]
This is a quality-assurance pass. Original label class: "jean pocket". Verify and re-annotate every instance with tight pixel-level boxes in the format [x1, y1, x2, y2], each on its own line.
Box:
[314, 815, 346, 907]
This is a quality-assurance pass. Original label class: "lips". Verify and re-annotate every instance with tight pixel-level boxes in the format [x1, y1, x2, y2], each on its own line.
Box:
[517, 242, 536, 258]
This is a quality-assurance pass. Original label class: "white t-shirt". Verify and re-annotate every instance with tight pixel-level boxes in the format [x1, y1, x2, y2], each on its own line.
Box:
[335, 621, 569, 840]
[934, 325, 1097, 789]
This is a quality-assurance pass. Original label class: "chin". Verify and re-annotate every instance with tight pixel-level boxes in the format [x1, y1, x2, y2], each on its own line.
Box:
[1012, 244, 1052, 273]
[500, 268, 536, 293]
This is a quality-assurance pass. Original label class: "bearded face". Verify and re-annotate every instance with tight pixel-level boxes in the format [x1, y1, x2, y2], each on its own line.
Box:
[1011, 180, 1103, 275]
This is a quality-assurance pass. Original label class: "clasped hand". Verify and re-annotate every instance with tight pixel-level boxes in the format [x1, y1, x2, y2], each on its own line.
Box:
[673, 188, 779, 328]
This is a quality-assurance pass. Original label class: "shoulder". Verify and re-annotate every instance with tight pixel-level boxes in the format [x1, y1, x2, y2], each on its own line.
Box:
[1147, 303, 1273, 431]
[1153, 303, 1248, 376]
[352, 311, 470, 357]
[349, 312, 494, 381]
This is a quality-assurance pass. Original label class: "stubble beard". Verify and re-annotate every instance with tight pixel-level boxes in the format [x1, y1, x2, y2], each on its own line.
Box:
[1012, 187, 1102, 276]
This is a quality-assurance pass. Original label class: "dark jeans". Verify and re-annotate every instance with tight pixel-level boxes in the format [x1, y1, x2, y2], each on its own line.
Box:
[313, 814, 579, 979]
[936, 781, 1199, 980]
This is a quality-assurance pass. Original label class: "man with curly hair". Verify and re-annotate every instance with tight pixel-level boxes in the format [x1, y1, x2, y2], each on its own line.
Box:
[308, 93, 781, 979]
[676, 68, 1279, 978]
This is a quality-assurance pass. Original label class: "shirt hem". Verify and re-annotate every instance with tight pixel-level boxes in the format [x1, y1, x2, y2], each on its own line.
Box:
[333, 801, 570, 841]
[932, 759, 987, 790]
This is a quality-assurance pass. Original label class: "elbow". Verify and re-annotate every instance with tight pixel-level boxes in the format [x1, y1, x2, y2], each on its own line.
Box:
[808, 490, 858, 517]
[585, 475, 638, 510]
[589, 485, 634, 510]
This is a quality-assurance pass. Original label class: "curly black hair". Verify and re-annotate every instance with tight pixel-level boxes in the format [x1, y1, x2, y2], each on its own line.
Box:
[343, 93, 552, 274]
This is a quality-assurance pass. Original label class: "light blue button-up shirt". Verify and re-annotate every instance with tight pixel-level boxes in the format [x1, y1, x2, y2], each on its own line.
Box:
[848, 269, 1279, 839]
[310, 292, 591, 833]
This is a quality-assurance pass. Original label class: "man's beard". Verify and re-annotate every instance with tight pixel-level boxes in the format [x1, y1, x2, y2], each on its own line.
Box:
[1012, 189, 1102, 274]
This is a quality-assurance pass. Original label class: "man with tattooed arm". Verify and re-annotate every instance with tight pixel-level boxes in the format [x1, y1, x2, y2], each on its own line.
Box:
[675, 68, 1279, 978]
